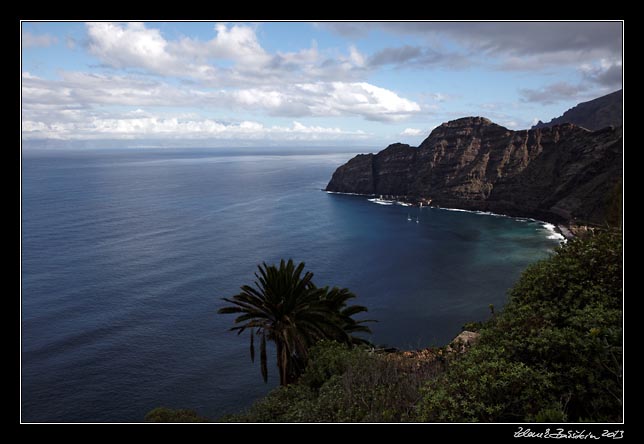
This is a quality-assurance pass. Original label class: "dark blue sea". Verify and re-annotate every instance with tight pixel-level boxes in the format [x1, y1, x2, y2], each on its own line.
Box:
[21, 147, 563, 422]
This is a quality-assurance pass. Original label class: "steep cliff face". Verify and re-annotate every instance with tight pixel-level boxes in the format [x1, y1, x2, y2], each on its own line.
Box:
[532, 89, 622, 131]
[326, 117, 622, 224]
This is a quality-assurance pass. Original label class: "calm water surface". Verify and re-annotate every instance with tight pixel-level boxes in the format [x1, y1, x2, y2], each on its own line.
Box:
[21, 148, 562, 422]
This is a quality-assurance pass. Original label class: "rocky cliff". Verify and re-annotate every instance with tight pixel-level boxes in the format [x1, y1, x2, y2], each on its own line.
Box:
[326, 117, 622, 224]
[532, 89, 622, 131]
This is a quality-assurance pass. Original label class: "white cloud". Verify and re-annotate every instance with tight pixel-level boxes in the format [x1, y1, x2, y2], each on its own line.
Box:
[23, 32, 58, 48]
[22, 72, 421, 123]
[401, 128, 422, 136]
[21, 113, 367, 142]
[87, 22, 180, 74]
[83, 22, 373, 88]
[277, 41, 319, 65]
[21, 71, 40, 80]
[85, 22, 274, 81]
[170, 23, 270, 67]
[321, 82, 420, 121]
[237, 81, 421, 122]
[500, 120, 519, 129]
[348, 45, 366, 67]
[23, 23, 429, 142]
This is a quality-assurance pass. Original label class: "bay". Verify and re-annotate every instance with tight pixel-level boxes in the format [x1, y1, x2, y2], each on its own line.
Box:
[21, 147, 562, 422]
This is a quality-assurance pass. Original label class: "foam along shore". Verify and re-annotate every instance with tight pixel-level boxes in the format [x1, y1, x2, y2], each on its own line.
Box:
[432, 207, 567, 243]
[326, 190, 425, 207]
[325, 190, 370, 196]
[543, 223, 567, 242]
[325, 191, 414, 207]
[367, 198, 394, 206]
[367, 198, 413, 207]
[325, 190, 569, 242]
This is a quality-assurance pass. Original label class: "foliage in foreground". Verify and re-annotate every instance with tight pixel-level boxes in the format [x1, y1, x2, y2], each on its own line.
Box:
[146, 231, 621, 422]
[218, 259, 372, 386]
[222, 231, 622, 423]
[144, 407, 209, 423]
[220, 340, 445, 423]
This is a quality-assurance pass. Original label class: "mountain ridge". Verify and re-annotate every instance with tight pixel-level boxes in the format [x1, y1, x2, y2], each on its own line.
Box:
[532, 89, 622, 131]
[326, 116, 622, 225]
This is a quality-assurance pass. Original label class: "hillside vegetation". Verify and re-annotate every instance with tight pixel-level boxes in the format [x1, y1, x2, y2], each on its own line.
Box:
[146, 230, 622, 422]
[218, 230, 622, 422]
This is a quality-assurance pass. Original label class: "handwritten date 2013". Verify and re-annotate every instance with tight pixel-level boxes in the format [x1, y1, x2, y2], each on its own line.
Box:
[514, 427, 624, 439]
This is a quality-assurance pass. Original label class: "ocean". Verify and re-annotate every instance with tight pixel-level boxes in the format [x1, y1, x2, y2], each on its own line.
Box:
[21, 147, 563, 422]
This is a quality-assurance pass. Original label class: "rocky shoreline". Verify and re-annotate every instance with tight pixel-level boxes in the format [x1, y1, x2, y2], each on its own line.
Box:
[557, 225, 575, 240]
[325, 117, 622, 228]
[326, 189, 574, 240]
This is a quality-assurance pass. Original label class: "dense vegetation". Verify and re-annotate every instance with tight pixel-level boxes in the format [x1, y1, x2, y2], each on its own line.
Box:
[147, 231, 622, 422]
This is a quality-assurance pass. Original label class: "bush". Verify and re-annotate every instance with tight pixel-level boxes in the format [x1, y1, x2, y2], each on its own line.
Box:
[225, 340, 441, 422]
[221, 384, 318, 423]
[144, 407, 209, 423]
[416, 230, 622, 422]
[416, 345, 555, 422]
[299, 340, 361, 391]
[222, 230, 622, 422]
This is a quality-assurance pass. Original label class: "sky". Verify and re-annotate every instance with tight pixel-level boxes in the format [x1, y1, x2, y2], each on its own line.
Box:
[21, 21, 623, 149]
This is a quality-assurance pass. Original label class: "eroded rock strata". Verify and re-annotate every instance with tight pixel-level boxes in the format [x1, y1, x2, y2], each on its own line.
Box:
[326, 117, 622, 224]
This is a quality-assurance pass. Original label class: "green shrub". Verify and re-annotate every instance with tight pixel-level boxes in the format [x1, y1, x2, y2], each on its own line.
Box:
[226, 340, 435, 422]
[489, 231, 622, 421]
[144, 407, 209, 423]
[416, 345, 555, 422]
[533, 405, 568, 423]
[299, 340, 362, 391]
[224, 384, 318, 422]
[462, 321, 484, 332]
[417, 230, 622, 422]
[221, 230, 622, 422]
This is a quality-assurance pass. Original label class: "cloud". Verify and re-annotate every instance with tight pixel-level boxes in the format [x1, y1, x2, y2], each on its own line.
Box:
[429, 22, 622, 57]
[23, 32, 58, 48]
[580, 59, 622, 87]
[426, 92, 454, 102]
[367, 45, 469, 69]
[85, 22, 269, 80]
[401, 128, 423, 136]
[307, 82, 421, 121]
[170, 23, 270, 66]
[368, 45, 422, 66]
[519, 82, 588, 105]
[22, 72, 421, 123]
[84, 22, 368, 87]
[83, 22, 622, 90]
[323, 22, 622, 56]
[348, 45, 366, 67]
[500, 120, 519, 129]
[21, 112, 367, 142]
[313, 22, 368, 37]
[87, 22, 180, 73]
[322, 22, 622, 71]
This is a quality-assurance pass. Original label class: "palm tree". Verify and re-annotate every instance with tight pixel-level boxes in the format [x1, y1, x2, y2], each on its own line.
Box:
[313, 285, 373, 346]
[218, 259, 371, 386]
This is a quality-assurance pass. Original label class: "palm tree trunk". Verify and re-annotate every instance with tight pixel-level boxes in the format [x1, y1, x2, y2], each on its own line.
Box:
[276, 341, 286, 386]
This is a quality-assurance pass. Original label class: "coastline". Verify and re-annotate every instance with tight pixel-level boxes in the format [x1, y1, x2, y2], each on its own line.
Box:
[556, 225, 575, 240]
[325, 190, 570, 242]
